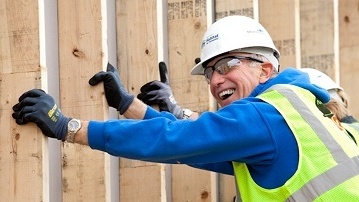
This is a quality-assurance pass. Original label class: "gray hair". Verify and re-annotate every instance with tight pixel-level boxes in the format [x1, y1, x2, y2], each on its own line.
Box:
[248, 54, 279, 76]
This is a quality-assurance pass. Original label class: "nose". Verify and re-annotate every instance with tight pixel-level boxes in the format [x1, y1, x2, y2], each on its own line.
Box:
[210, 71, 225, 86]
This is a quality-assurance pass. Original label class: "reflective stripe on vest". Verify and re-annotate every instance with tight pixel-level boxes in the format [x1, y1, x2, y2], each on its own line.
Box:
[233, 84, 359, 202]
[268, 85, 359, 201]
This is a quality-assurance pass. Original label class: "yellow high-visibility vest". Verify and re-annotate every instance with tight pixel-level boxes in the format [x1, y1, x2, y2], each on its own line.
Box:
[233, 84, 359, 202]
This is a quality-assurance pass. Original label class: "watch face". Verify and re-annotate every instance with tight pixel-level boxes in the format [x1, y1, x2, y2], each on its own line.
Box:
[69, 120, 80, 131]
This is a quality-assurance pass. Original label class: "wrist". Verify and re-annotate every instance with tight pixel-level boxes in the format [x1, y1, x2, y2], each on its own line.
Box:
[74, 121, 89, 145]
[65, 118, 82, 143]
[123, 98, 147, 119]
[118, 94, 135, 115]
[182, 108, 193, 119]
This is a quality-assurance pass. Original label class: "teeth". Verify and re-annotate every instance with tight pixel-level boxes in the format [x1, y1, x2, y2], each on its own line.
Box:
[219, 89, 234, 99]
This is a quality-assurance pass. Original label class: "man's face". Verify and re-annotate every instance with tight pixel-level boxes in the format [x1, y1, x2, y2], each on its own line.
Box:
[204, 52, 271, 107]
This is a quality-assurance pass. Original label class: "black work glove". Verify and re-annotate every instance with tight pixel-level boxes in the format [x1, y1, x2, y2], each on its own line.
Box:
[89, 62, 134, 115]
[137, 62, 183, 119]
[12, 89, 70, 141]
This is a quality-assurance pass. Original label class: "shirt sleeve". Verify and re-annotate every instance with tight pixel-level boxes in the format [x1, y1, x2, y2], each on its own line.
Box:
[88, 99, 278, 165]
[189, 161, 234, 175]
[144, 105, 178, 120]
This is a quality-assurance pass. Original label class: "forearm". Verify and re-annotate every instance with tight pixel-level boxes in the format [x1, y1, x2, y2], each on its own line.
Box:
[73, 98, 147, 145]
[125, 97, 200, 120]
[188, 111, 199, 120]
[123, 98, 147, 119]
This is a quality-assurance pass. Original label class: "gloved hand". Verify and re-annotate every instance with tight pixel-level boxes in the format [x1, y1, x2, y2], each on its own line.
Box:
[89, 62, 134, 114]
[137, 62, 183, 119]
[12, 89, 70, 141]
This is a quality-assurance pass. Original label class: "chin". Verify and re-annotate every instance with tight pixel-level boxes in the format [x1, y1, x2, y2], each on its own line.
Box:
[219, 100, 230, 107]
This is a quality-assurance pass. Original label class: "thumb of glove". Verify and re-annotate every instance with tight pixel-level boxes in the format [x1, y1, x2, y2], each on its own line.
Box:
[159, 61, 169, 85]
[89, 71, 107, 86]
[88, 62, 119, 86]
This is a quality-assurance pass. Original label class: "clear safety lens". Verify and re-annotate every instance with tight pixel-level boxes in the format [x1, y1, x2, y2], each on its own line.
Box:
[204, 58, 240, 83]
[204, 56, 263, 83]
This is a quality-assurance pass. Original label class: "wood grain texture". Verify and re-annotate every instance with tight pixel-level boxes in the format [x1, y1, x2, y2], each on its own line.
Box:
[58, 1, 108, 201]
[167, 0, 212, 201]
[0, 0, 43, 201]
[259, 0, 297, 70]
[338, 0, 359, 118]
[300, 0, 335, 75]
[116, 0, 163, 201]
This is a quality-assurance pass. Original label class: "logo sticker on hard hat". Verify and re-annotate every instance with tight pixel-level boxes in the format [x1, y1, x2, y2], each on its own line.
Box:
[201, 34, 219, 48]
[247, 29, 264, 34]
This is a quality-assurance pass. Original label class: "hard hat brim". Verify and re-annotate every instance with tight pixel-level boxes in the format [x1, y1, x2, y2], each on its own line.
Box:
[191, 60, 205, 75]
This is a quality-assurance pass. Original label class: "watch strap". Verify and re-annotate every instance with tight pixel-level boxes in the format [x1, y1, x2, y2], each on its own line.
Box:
[182, 109, 193, 119]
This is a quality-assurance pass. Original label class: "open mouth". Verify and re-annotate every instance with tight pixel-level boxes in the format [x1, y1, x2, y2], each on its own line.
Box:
[219, 89, 234, 100]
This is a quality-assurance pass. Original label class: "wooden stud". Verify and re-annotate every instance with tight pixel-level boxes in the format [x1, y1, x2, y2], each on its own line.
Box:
[58, 1, 108, 201]
[259, 0, 297, 70]
[116, 0, 163, 201]
[338, 0, 359, 118]
[167, 0, 212, 201]
[299, 0, 336, 76]
[0, 1, 44, 201]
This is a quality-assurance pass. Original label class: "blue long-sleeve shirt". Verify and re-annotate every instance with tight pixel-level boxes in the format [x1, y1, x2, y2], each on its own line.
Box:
[88, 68, 330, 189]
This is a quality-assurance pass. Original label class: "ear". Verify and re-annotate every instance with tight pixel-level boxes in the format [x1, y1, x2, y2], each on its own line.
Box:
[259, 62, 274, 83]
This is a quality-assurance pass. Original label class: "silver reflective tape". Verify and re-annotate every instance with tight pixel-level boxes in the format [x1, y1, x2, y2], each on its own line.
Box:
[287, 156, 359, 201]
[269, 85, 349, 162]
[265, 85, 359, 201]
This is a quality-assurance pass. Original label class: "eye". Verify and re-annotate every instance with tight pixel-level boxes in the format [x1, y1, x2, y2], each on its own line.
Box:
[217, 59, 241, 74]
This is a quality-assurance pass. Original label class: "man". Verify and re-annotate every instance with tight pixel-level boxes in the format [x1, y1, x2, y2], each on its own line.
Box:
[141, 64, 359, 146]
[12, 16, 359, 201]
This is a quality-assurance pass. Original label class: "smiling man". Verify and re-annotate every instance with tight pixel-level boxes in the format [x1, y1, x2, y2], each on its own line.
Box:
[12, 16, 359, 201]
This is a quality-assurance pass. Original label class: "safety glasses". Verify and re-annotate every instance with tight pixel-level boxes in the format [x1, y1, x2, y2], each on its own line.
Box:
[204, 56, 263, 83]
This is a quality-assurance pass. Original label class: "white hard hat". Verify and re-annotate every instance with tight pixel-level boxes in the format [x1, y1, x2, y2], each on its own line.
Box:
[299, 68, 343, 91]
[191, 15, 280, 75]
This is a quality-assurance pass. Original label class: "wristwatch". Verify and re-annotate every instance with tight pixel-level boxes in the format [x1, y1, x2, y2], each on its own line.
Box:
[65, 118, 82, 143]
[182, 108, 193, 119]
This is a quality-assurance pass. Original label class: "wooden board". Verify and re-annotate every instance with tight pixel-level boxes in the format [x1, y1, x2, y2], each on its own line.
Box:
[0, 1, 44, 201]
[58, 1, 108, 201]
[119, 164, 162, 201]
[171, 165, 212, 202]
[259, 0, 297, 70]
[338, 0, 359, 118]
[299, 0, 335, 75]
[219, 174, 237, 202]
[0, 73, 43, 201]
[116, 0, 164, 201]
[215, 0, 254, 20]
[167, 0, 209, 113]
[166, 0, 211, 201]
[117, 0, 160, 88]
